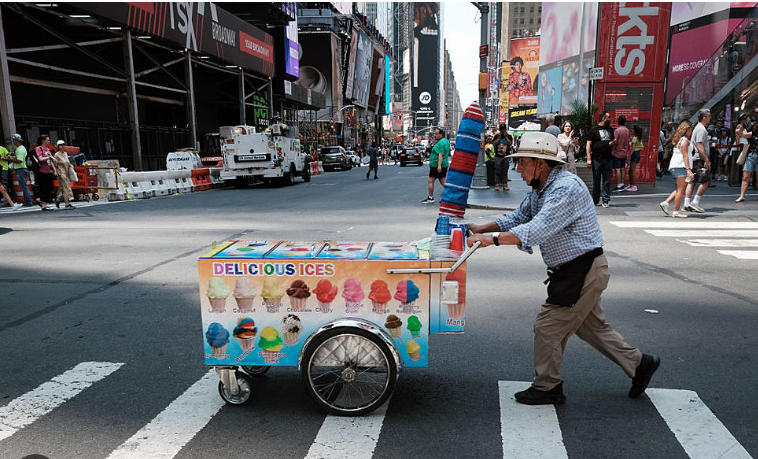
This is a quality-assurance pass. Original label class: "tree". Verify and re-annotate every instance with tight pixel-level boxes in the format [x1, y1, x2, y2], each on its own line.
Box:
[563, 99, 598, 162]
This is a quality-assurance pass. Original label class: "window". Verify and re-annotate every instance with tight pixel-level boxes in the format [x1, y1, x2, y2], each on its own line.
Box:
[530, 6, 534, 12]
[529, 18, 534, 24]
[513, 18, 518, 25]
[539, 6, 542, 13]
[538, 18, 541, 24]
[520, 7, 525, 13]
[520, 18, 524, 24]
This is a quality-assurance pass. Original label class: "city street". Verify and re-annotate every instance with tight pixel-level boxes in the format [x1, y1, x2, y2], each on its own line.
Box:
[1, 164, 757, 459]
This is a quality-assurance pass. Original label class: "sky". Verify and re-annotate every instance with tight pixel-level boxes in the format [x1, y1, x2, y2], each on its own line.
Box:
[443, 1, 484, 108]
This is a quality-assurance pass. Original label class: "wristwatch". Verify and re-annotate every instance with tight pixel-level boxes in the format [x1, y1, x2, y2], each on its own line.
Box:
[492, 232, 500, 246]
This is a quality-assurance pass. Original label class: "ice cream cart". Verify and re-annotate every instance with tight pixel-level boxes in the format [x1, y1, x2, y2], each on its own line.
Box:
[198, 239, 478, 415]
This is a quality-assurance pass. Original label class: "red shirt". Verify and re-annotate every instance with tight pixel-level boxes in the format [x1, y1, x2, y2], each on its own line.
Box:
[612, 126, 630, 159]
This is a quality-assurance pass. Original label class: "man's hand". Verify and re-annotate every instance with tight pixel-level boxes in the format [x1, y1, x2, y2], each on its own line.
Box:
[467, 233, 494, 248]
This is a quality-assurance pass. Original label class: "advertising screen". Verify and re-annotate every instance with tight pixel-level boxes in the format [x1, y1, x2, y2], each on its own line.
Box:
[353, 30, 373, 107]
[391, 102, 403, 131]
[368, 47, 385, 109]
[508, 37, 540, 108]
[297, 33, 342, 120]
[537, 66, 562, 114]
[412, 2, 440, 129]
[284, 13, 299, 78]
[345, 27, 359, 100]
[540, 2, 598, 66]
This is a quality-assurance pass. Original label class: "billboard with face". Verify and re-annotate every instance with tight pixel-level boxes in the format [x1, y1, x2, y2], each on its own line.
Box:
[540, 2, 599, 67]
[412, 2, 440, 129]
[296, 33, 342, 120]
[508, 37, 540, 108]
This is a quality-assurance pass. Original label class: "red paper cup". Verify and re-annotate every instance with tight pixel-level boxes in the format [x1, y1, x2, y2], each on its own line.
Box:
[450, 228, 464, 251]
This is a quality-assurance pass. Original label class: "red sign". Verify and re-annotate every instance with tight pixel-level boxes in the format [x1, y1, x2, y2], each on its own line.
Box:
[240, 31, 274, 63]
[479, 45, 489, 58]
[613, 107, 640, 121]
[596, 3, 671, 82]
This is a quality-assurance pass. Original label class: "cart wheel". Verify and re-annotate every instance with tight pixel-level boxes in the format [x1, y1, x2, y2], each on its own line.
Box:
[241, 365, 270, 376]
[92, 193, 100, 201]
[218, 371, 253, 406]
[301, 327, 396, 416]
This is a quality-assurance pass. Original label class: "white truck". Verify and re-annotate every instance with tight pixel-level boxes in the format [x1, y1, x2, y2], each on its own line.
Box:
[219, 121, 310, 186]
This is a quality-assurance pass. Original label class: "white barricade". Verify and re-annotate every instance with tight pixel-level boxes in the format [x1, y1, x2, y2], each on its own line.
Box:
[145, 171, 172, 197]
[137, 172, 155, 198]
[106, 169, 127, 201]
[317, 161, 324, 174]
[121, 172, 148, 199]
[208, 167, 225, 187]
[172, 170, 194, 193]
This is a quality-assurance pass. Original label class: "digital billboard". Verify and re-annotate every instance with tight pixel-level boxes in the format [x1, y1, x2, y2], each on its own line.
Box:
[412, 2, 440, 129]
[540, 2, 598, 67]
[508, 37, 539, 108]
[352, 30, 373, 107]
[297, 33, 342, 120]
[537, 66, 562, 114]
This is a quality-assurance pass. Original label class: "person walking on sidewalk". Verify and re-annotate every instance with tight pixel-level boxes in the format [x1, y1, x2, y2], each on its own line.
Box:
[466, 131, 660, 405]
[52, 140, 75, 209]
[735, 117, 756, 203]
[683, 109, 713, 213]
[33, 135, 56, 211]
[587, 111, 618, 208]
[421, 128, 450, 203]
[10, 133, 33, 207]
[484, 136, 496, 186]
[612, 115, 632, 191]
[627, 125, 644, 191]
[659, 121, 695, 217]
[366, 143, 379, 180]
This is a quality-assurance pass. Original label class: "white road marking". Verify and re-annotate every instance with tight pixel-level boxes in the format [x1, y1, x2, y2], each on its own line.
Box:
[304, 398, 390, 459]
[682, 239, 758, 247]
[611, 221, 758, 229]
[107, 370, 224, 459]
[716, 250, 758, 260]
[498, 381, 568, 459]
[647, 389, 752, 459]
[0, 361, 123, 441]
[644, 230, 758, 238]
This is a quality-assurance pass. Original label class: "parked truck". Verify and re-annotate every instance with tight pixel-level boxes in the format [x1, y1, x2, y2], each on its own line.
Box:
[219, 120, 310, 187]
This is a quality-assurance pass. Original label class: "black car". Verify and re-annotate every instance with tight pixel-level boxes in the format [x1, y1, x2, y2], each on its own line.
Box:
[399, 148, 423, 167]
[319, 146, 352, 171]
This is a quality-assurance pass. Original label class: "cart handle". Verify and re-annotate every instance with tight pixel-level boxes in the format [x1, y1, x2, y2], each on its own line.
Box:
[386, 241, 481, 274]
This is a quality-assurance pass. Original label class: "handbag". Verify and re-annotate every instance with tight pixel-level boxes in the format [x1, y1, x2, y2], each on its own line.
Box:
[544, 248, 603, 307]
[736, 143, 749, 166]
[68, 164, 78, 182]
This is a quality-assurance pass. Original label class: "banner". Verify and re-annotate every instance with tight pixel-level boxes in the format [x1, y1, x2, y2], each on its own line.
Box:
[391, 102, 403, 131]
[508, 37, 539, 108]
[352, 30, 373, 107]
[385, 56, 391, 115]
[540, 2, 599, 67]
[297, 33, 341, 120]
[284, 11, 299, 78]
[345, 27, 359, 100]
[368, 47, 384, 109]
[537, 66, 562, 114]
[508, 107, 540, 131]
[412, 2, 440, 129]
[73, 2, 275, 77]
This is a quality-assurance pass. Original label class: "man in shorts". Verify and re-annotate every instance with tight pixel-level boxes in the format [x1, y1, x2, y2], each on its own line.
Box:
[684, 109, 712, 213]
[421, 127, 450, 203]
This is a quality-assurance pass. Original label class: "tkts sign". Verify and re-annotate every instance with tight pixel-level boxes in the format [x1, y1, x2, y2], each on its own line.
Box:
[72, 2, 274, 77]
[596, 2, 671, 82]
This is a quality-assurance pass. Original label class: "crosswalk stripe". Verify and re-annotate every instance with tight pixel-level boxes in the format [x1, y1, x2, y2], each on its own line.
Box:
[647, 389, 752, 459]
[682, 239, 758, 247]
[304, 398, 390, 459]
[716, 250, 758, 259]
[611, 221, 758, 229]
[107, 370, 224, 459]
[0, 361, 123, 441]
[644, 230, 758, 237]
[498, 381, 568, 459]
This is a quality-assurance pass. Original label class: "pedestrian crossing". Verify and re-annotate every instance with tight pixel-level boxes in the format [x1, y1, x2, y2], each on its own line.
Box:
[0, 362, 753, 458]
[610, 221, 758, 260]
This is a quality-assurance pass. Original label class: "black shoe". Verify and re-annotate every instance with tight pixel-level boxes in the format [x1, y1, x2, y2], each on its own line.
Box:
[374, 176, 378, 179]
[515, 383, 565, 405]
[366, 174, 370, 179]
[421, 196, 434, 204]
[55, 198, 60, 209]
[629, 354, 660, 398]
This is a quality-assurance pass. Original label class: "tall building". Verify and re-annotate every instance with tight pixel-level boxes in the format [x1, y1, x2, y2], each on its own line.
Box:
[502, 2, 541, 56]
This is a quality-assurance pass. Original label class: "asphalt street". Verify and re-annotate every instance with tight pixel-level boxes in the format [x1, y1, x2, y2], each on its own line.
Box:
[1, 163, 757, 459]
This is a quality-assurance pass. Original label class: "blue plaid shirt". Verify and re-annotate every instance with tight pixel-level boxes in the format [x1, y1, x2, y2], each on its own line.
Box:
[496, 166, 603, 268]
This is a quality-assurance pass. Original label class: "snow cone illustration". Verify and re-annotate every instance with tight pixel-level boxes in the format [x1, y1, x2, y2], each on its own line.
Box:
[205, 322, 230, 358]
[313, 279, 338, 313]
[406, 340, 421, 361]
[342, 278, 365, 314]
[206, 277, 230, 311]
[394, 280, 420, 313]
[369, 280, 392, 313]
[261, 278, 285, 313]
[233, 317, 258, 353]
[258, 326, 284, 363]
[286, 280, 311, 311]
[407, 315, 422, 338]
[233, 278, 257, 310]
[384, 314, 403, 339]
[280, 314, 303, 345]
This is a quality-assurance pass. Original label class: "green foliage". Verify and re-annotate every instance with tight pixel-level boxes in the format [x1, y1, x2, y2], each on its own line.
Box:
[563, 100, 598, 162]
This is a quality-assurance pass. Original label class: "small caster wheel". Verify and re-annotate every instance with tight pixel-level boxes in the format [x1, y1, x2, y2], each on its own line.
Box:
[92, 193, 100, 201]
[241, 365, 270, 376]
[218, 371, 253, 406]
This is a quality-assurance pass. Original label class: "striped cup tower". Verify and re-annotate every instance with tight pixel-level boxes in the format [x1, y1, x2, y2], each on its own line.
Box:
[439, 103, 485, 219]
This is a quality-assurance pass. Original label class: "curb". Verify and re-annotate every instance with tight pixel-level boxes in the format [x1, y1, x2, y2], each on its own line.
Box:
[467, 203, 515, 211]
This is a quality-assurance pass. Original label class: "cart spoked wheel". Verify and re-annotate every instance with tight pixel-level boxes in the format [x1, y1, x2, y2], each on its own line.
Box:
[241, 365, 270, 376]
[92, 193, 100, 201]
[301, 327, 396, 416]
[218, 371, 253, 406]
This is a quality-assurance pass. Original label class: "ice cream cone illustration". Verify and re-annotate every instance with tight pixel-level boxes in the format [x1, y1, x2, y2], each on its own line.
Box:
[394, 280, 420, 312]
[407, 315, 422, 338]
[281, 314, 302, 346]
[233, 317, 258, 353]
[407, 340, 421, 361]
[313, 279, 338, 313]
[261, 278, 285, 313]
[385, 314, 403, 340]
[369, 280, 392, 313]
[207, 277, 230, 311]
[206, 322, 230, 358]
[342, 278, 365, 313]
[258, 326, 283, 364]
[287, 280, 311, 311]
[234, 278, 257, 310]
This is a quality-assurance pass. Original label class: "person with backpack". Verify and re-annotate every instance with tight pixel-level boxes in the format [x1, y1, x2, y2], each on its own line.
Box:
[33, 134, 56, 211]
[9, 133, 33, 206]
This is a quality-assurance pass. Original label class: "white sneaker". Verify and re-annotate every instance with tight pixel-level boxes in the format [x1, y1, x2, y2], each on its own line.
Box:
[601, 202, 610, 208]
[689, 203, 705, 213]
[659, 201, 670, 216]
[12, 202, 23, 211]
[671, 211, 688, 218]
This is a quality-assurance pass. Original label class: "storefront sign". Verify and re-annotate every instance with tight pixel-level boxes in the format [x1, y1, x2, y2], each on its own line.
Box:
[72, 2, 275, 77]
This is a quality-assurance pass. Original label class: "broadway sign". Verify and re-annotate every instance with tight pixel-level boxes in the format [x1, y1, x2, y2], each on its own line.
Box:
[72, 2, 274, 77]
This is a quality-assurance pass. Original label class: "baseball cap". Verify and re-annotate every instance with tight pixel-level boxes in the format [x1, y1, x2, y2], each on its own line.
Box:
[56, 140, 66, 146]
[11, 133, 22, 141]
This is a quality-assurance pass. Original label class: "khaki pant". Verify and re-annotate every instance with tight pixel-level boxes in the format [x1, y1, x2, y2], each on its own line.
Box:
[532, 254, 642, 391]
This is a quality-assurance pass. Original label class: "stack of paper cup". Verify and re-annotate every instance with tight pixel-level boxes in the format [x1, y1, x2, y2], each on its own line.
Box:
[450, 228, 464, 255]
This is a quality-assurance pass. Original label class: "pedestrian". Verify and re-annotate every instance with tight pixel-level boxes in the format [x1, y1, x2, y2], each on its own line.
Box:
[421, 127, 450, 203]
[715, 125, 731, 182]
[556, 121, 578, 174]
[0, 141, 10, 196]
[492, 124, 512, 191]
[484, 136, 496, 186]
[735, 117, 756, 203]
[33, 134, 56, 211]
[612, 115, 631, 191]
[545, 114, 560, 138]
[586, 111, 618, 208]
[52, 140, 75, 209]
[366, 142, 379, 180]
[627, 125, 644, 191]
[659, 121, 695, 217]
[683, 109, 713, 213]
[0, 179, 22, 210]
[467, 131, 660, 405]
[10, 133, 33, 207]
